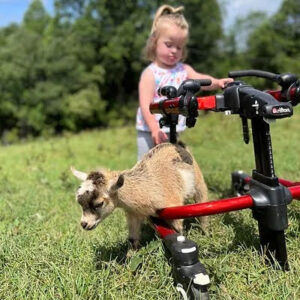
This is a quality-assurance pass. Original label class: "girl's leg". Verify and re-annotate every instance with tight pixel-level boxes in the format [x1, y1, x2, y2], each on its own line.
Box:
[136, 130, 174, 160]
[137, 130, 154, 160]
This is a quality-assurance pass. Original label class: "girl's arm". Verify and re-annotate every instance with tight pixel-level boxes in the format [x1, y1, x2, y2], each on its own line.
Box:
[139, 68, 168, 145]
[185, 64, 233, 90]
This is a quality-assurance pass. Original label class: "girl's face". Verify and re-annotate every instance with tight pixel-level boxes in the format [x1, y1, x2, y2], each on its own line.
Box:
[155, 23, 187, 68]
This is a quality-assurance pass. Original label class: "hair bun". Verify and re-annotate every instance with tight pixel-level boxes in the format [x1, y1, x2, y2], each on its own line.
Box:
[161, 6, 172, 15]
[159, 5, 184, 16]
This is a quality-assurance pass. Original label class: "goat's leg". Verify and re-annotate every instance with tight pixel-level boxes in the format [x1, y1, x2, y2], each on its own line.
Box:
[193, 164, 209, 233]
[169, 219, 183, 233]
[126, 212, 144, 250]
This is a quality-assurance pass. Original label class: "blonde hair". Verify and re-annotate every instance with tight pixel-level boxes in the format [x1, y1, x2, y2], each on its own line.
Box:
[144, 5, 189, 62]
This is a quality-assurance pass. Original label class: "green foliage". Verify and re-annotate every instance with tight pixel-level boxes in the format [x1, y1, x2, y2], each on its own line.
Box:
[185, 0, 223, 75]
[0, 0, 299, 142]
[0, 0, 226, 142]
[63, 84, 106, 131]
[247, 0, 300, 74]
[23, 0, 51, 33]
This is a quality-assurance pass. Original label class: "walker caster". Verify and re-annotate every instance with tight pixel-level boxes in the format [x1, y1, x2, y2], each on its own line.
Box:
[163, 233, 210, 300]
[176, 281, 209, 300]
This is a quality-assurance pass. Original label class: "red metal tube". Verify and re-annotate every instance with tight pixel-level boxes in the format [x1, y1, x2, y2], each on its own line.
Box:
[236, 174, 300, 188]
[266, 87, 297, 102]
[289, 87, 297, 99]
[149, 98, 180, 114]
[158, 195, 254, 220]
[152, 184, 300, 238]
[278, 178, 300, 187]
[149, 95, 217, 115]
[266, 90, 282, 101]
[152, 223, 176, 238]
[288, 185, 300, 200]
[197, 95, 216, 110]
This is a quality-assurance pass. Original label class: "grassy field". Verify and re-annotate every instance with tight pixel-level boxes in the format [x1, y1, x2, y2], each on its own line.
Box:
[0, 108, 300, 299]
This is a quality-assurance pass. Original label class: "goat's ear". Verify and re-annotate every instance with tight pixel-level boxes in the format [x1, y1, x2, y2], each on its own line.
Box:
[71, 167, 88, 181]
[109, 174, 124, 192]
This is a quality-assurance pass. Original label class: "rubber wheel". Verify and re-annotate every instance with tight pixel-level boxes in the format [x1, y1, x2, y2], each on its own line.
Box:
[190, 284, 210, 300]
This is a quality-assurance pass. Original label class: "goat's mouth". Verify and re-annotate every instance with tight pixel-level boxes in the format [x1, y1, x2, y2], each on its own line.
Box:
[81, 219, 101, 230]
[85, 224, 97, 230]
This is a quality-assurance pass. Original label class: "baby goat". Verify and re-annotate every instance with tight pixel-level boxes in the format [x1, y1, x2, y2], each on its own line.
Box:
[71, 142, 208, 249]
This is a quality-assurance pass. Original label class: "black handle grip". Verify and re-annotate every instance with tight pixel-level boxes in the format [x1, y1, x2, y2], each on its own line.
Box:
[177, 79, 212, 97]
[157, 86, 177, 99]
[228, 70, 279, 81]
[195, 79, 212, 86]
[229, 70, 299, 91]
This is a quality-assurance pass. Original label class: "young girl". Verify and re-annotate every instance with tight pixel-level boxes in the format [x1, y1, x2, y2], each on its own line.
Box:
[136, 5, 233, 160]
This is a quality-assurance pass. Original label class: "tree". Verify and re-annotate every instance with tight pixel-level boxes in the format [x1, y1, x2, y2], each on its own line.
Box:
[247, 0, 300, 74]
[0, 0, 107, 139]
[55, 0, 225, 102]
[184, 0, 224, 76]
[23, 0, 50, 33]
[0, 0, 228, 141]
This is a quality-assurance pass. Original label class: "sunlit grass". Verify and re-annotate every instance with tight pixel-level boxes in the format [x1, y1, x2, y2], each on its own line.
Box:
[0, 107, 300, 299]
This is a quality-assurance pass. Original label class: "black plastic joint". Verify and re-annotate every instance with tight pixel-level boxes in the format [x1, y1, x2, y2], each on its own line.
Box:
[163, 233, 199, 266]
[231, 170, 250, 195]
[249, 177, 292, 207]
[214, 94, 226, 111]
[249, 175, 292, 231]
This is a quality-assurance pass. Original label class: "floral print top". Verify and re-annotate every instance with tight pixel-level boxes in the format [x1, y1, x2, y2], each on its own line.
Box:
[136, 62, 187, 132]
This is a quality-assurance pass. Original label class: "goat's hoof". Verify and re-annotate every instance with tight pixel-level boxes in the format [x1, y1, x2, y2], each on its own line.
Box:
[126, 248, 136, 258]
[128, 238, 140, 251]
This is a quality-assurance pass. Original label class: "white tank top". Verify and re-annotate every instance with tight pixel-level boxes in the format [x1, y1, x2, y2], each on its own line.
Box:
[136, 62, 187, 132]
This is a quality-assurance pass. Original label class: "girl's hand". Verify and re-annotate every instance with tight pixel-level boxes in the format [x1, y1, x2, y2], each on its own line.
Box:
[152, 129, 168, 145]
[217, 78, 234, 89]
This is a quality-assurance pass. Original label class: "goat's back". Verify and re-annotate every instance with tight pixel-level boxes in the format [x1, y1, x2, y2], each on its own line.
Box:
[141, 142, 193, 168]
[118, 143, 198, 214]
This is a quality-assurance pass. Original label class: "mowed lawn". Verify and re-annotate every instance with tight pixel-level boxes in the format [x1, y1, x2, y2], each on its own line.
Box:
[0, 108, 299, 299]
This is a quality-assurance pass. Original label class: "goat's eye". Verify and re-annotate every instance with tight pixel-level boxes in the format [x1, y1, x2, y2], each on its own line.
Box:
[94, 202, 104, 209]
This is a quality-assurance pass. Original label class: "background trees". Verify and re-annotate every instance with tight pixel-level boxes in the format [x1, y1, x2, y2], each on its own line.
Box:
[0, 0, 299, 142]
[247, 0, 300, 74]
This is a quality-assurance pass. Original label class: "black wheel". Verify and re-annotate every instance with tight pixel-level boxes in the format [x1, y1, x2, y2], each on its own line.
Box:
[190, 284, 210, 300]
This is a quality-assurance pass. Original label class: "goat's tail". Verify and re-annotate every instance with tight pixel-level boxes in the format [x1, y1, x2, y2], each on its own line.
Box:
[176, 140, 186, 148]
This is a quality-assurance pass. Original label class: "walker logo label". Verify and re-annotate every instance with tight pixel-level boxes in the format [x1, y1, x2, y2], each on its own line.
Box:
[272, 106, 291, 114]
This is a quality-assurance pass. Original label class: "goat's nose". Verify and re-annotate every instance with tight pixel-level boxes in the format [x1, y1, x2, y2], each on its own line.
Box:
[81, 221, 88, 229]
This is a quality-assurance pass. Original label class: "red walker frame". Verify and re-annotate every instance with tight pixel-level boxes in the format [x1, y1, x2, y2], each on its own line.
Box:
[150, 83, 300, 236]
[148, 70, 300, 299]
[153, 181, 300, 238]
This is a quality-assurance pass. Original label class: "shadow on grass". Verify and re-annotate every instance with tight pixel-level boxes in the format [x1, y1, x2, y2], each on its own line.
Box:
[183, 217, 208, 235]
[222, 213, 260, 251]
[182, 213, 259, 259]
[93, 241, 128, 268]
[92, 223, 158, 269]
[287, 205, 300, 238]
[290, 205, 300, 219]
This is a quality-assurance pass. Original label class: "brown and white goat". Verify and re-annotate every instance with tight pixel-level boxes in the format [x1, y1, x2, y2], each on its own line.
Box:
[71, 142, 208, 248]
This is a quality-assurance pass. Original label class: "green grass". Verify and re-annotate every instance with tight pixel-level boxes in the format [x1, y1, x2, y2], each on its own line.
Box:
[0, 108, 300, 299]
